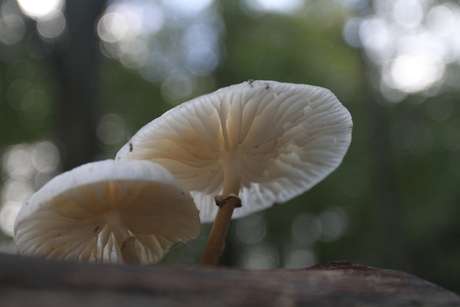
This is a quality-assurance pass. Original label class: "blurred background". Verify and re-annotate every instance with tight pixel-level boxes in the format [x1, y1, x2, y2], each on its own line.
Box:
[1, 0, 460, 293]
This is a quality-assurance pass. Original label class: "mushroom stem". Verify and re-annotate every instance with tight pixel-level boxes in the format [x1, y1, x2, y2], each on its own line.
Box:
[200, 195, 241, 266]
[106, 210, 141, 265]
[201, 156, 242, 267]
[120, 236, 140, 265]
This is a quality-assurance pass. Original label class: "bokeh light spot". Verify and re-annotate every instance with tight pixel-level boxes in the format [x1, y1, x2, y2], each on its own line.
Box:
[385, 53, 445, 93]
[16, 0, 63, 20]
[31, 141, 60, 173]
[240, 244, 279, 269]
[37, 10, 66, 39]
[161, 70, 196, 102]
[235, 214, 267, 245]
[359, 17, 390, 53]
[96, 114, 126, 145]
[0, 13, 25, 45]
[392, 0, 424, 28]
[291, 214, 322, 246]
[163, 0, 213, 17]
[3, 145, 34, 181]
[319, 207, 348, 242]
[97, 12, 128, 43]
[243, 0, 304, 14]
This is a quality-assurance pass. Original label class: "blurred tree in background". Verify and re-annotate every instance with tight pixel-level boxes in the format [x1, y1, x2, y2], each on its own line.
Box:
[1, 0, 460, 294]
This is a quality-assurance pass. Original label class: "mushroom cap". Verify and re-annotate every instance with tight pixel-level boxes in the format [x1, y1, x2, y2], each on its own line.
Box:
[116, 80, 353, 222]
[14, 160, 201, 265]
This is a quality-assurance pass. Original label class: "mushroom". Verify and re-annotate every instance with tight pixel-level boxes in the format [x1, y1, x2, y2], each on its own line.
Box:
[14, 160, 201, 265]
[116, 80, 353, 266]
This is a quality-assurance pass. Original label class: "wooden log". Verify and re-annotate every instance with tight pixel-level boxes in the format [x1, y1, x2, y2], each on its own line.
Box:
[1, 253, 459, 306]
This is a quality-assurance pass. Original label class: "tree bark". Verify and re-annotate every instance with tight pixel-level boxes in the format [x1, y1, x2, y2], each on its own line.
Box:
[1, 253, 458, 306]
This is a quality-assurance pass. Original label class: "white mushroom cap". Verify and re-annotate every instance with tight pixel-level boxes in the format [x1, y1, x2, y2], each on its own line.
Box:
[14, 160, 201, 265]
[116, 80, 353, 222]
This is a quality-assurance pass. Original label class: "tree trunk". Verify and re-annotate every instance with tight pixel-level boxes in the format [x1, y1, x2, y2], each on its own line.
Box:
[51, 0, 106, 171]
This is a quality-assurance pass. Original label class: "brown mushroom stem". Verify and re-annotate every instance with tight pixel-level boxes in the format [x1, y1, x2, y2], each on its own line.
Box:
[201, 155, 243, 267]
[200, 195, 241, 266]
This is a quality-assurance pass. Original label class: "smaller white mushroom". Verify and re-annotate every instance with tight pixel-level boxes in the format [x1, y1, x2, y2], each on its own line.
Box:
[14, 160, 201, 265]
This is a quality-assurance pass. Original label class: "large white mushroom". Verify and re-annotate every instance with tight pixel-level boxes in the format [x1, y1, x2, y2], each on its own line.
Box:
[116, 80, 353, 266]
[14, 160, 201, 265]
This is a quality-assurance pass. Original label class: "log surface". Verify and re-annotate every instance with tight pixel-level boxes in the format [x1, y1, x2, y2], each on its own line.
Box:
[1, 253, 459, 306]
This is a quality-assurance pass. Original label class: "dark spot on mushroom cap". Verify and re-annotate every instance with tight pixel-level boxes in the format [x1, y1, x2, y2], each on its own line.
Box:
[129, 143, 133, 152]
[265, 84, 270, 90]
[248, 79, 255, 88]
[94, 226, 100, 233]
